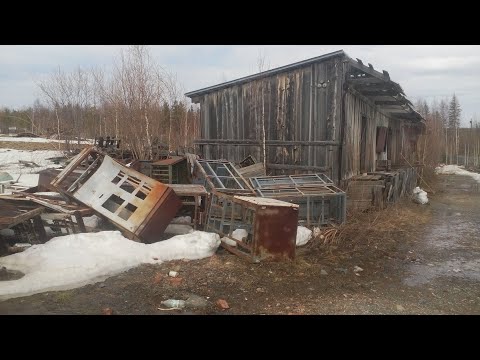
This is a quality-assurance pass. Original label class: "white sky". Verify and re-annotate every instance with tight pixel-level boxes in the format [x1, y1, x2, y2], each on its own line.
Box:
[1, 45, 479, 126]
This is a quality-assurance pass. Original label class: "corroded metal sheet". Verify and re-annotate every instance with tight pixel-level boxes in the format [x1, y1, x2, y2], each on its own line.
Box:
[206, 193, 298, 262]
[50, 147, 182, 242]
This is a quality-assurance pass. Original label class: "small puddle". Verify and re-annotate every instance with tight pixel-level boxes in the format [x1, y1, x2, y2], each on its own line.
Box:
[403, 174, 480, 287]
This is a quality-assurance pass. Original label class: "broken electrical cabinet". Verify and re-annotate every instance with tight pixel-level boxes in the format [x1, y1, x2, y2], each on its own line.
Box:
[50, 146, 182, 243]
[206, 193, 299, 262]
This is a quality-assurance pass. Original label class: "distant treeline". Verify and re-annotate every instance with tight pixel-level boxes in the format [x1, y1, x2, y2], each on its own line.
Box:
[1, 45, 200, 159]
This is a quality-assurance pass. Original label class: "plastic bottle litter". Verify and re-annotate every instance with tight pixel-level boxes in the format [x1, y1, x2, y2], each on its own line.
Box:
[161, 299, 186, 309]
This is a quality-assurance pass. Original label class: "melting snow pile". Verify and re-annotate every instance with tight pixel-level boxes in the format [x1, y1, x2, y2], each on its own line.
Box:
[0, 149, 64, 192]
[296, 226, 312, 246]
[165, 216, 194, 235]
[435, 164, 480, 183]
[221, 229, 248, 247]
[0, 136, 93, 144]
[412, 186, 429, 204]
[0, 230, 220, 300]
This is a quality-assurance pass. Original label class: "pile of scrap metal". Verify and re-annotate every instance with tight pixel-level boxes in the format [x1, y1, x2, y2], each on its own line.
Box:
[48, 146, 185, 243]
[1, 144, 346, 263]
[0, 192, 94, 255]
[0, 146, 205, 255]
[189, 156, 346, 262]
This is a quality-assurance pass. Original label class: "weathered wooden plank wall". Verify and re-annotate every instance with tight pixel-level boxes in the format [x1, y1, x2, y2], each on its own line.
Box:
[197, 57, 344, 180]
[342, 91, 391, 180]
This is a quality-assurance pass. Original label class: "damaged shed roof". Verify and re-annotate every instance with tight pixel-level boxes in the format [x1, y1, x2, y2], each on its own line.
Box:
[185, 49, 424, 123]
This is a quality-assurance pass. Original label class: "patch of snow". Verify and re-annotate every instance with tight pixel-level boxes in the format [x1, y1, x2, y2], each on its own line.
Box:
[83, 215, 102, 229]
[0, 136, 93, 144]
[170, 216, 192, 225]
[412, 186, 429, 204]
[221, 238, 238, 247]
[0, 149, 65, 194]
[164, 224, 194, 235]
[14, 174, 40, 187]
[0, 149, 64, 176]
[296, 226, 312, 246]
[232, 229, 248, 241]
[220, 228, 248, 247]
[435, 164, 480, 183]
[34, 192, 62, 197]
[0, 230, 220, 300]
[70, 214, 102, 229]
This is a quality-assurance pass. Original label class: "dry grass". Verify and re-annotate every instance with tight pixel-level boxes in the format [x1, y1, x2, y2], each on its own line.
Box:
[309, 200, 431, 249]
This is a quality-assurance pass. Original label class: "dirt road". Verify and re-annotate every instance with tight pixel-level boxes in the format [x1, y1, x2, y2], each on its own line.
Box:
[0, 174, 479, 315]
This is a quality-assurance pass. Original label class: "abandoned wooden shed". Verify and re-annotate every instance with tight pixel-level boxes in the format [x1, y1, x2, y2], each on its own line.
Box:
[185, 49, 425, 187]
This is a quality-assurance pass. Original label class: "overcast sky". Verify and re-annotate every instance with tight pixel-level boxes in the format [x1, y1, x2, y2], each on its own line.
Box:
[1, 45, 478, 126]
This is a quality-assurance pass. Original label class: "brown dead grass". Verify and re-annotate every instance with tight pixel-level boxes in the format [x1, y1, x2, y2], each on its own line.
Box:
[309, 199, 432, 249]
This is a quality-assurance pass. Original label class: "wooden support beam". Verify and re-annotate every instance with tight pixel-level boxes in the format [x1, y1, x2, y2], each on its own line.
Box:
[381, 108, 411, 113]
[359, 89, 400, 97]
[348, 58, 389, 81]
[266, 164, 329, 172]
[194, 139, 341, 146]
[375, 100, 408, 106]
[347, 77, 386, 85]
[378, 105, 409, 110]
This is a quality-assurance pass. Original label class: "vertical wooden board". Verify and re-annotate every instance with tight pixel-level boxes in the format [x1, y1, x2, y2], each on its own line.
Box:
[255, 81, 262, 163]
[302, 69, 311, 167]
[317, 62, 328, 169]
[285, 73, 295, 166]
[238, 85, 246, 161]
[268, 77, 277, 171]
[294, 71, 302, 168]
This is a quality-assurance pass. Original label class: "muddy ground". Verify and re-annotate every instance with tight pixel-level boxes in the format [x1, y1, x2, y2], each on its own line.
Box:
[0, 173, 479, 315]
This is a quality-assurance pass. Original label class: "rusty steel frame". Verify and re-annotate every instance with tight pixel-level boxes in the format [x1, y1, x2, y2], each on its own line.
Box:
[50, 146, 182, 243]
[249, 173, 347, 227]
[206, 193, 299, 263]
[168, 184, 208, 229]
[0, 198, 48, 243]
[193, 159, 256, 195]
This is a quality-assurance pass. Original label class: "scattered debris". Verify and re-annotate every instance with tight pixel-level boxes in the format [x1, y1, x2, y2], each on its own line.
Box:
[19, 160, 40, 168]
[185, 294, 208, 309]
[250, 173, 346, 227]
[320, 269, 328, 276]
[168, 271, 178, 277]
[168, 277, 183, 286]
[160, 299, 185, 309]
[296, 226, 312, 246]
[353, 266, 364, 273]
[413, 187, 429, 204]
[50, 146, 182, 243]
[153, 273, 163, 283]
[168, 185, 208, 230]
[192, 159, 256, 195]
[453, 268, 462, 273]
[102, 307, 113, 315]
[396, 305, 405, 312]
[216, 299, 230, 310]
[207, 193, 299, 262]
[335, 268, 348, 274]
